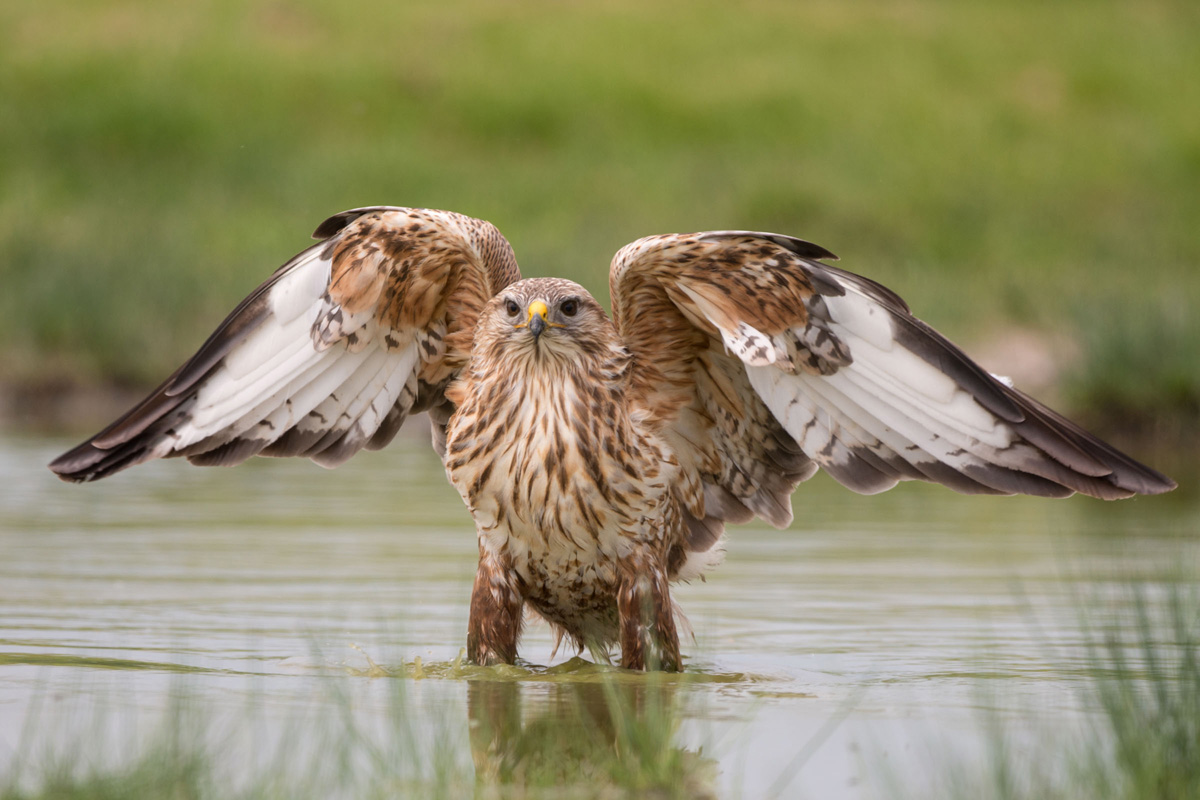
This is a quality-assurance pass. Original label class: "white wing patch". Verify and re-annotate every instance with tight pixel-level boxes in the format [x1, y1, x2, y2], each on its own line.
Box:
[740, 285, 1038, 494]
[823, 286, 893, 350]
[722, 282, 1069, 496]
[824, 292, 1005, 439]
[49, 206, 526, 484]
[158, 245, 425, 467]
[268, 248, 330, 322]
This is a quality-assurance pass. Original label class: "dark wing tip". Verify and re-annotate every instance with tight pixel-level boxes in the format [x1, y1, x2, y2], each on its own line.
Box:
[762, 233, 840, 262]
[47, 374, 191, 482]
[1099, 455, 1177, 496]
[695, 230, 839, 262]
[48, 439, 144, 483]
[48, 447, 95, 482]
[312, 206, 407, 240]
[1003, 387, 1178, 497]
[1128, 471, 1178, 495]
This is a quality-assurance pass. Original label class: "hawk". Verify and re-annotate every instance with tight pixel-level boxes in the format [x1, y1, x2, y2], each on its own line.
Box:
[49, 207, 1176, 671]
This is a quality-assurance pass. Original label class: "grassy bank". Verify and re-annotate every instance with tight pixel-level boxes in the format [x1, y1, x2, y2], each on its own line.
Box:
[3, 0, 1198, 430]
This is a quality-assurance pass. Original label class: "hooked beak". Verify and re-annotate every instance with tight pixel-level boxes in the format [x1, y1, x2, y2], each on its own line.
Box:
[527, 300, 548, 339]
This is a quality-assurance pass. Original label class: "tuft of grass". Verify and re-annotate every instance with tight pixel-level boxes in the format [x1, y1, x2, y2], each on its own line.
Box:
[1081, 586, 1200, 800]
[901, 579, 1200, 800]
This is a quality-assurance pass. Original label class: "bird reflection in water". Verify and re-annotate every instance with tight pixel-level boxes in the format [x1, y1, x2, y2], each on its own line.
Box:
[465, 670, 717, 797]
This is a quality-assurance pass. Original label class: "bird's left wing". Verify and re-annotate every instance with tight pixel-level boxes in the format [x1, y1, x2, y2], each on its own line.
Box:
[50, 207, 521, 482]
[610, 232, 1175, 554]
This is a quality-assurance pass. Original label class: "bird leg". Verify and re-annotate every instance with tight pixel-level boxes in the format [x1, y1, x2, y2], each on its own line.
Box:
[467, 547, 524, 666]
[616, 553, 681, 672]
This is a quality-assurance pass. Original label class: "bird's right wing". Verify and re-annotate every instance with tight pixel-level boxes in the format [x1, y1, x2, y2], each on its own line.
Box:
[50, 207, 521, 482]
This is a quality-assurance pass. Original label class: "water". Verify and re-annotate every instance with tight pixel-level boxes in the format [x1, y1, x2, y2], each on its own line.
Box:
[1, 431, 1195, 797]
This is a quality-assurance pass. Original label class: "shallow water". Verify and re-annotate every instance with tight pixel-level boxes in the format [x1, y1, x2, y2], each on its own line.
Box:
[1, 431, 1195, 797]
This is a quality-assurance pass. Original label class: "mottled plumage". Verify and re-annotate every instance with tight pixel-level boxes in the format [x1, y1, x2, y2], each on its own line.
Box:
[50, 207, 1176, 670]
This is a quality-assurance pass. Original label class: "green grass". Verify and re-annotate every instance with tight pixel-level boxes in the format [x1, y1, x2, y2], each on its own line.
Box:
[1087, 589, 1200, 800]
[909, 580, 1200, 800]
[3, 0, 1199, 427]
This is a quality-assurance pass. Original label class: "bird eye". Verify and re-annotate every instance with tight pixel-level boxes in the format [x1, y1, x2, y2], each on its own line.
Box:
[504, 299, 520, 317]
[560, 299, 578, 317]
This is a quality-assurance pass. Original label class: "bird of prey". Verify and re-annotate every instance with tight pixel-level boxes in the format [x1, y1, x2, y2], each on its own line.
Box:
[50, 207, 1176, 671]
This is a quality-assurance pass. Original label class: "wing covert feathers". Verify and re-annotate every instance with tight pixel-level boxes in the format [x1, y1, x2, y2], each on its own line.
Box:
[610, 231, 1175, 528]
[50, 207, 520, 482]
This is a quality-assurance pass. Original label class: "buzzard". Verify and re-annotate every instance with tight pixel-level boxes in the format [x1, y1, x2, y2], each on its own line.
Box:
[49, 207, 1176, 670]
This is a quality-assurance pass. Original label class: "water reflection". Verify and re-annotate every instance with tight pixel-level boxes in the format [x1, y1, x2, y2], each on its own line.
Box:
[467, 676, 715, 797]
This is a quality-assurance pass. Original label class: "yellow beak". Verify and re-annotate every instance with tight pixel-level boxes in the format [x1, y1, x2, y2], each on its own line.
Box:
[527, 300, 548, 338]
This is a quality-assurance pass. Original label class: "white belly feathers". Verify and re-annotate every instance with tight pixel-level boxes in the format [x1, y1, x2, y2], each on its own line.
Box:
[446, 370, 668, 595]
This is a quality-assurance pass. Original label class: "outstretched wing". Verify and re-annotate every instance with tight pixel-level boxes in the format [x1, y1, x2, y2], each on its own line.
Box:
[50, 207, 521, 482]
[610, 231, 1175, 547]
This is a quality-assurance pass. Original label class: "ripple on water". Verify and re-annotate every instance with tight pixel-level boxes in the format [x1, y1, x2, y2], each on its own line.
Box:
[340, 647, 770, 686]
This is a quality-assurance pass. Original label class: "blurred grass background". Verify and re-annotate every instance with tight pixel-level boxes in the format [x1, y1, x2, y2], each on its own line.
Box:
[2, 0, 1197, 436]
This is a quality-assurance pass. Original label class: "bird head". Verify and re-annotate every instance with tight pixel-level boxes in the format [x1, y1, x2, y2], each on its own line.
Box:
[477, 277, 617, 367]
